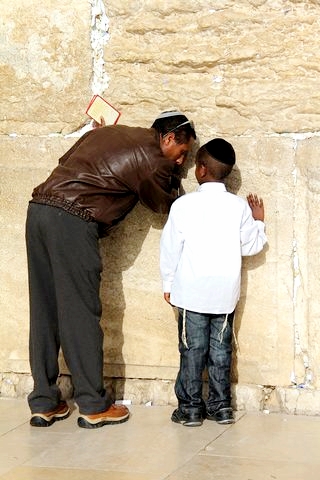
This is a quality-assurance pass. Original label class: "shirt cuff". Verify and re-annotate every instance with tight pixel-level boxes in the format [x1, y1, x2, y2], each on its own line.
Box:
[162, 280, 172, 293]
[256, 219, 265, 230]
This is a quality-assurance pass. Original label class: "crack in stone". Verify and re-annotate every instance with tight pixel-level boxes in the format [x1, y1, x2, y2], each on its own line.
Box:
[291, 137, 312, 390]
[90, 0, 110, 95]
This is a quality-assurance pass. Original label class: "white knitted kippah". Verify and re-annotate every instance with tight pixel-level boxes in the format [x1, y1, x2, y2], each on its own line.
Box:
[155, 110, 184, 119]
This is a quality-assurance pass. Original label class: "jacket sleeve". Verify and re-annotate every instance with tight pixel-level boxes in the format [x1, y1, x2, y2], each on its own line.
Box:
[137, 167, 181, 214]
[240, 203, 267, 256]
[58, 130, 93, 165]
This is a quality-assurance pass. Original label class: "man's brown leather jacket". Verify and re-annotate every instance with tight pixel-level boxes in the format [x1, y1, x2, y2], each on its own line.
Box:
[31, 125, 181, 236]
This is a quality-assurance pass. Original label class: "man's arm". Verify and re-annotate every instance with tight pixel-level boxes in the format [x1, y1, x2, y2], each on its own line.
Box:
[138, 168, 181, 214]
[58, 130, 93, 165]
[160, 207, 184, 302]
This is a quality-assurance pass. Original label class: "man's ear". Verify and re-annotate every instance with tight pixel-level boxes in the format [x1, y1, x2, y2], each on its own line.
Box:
[163, 132, 176, 145]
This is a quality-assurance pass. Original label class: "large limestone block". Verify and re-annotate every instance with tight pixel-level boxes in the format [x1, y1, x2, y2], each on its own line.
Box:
[99, 203, 180, 380]
[104, 1, 320, 134]
[179, 135, 295, 387]
[1, 131, 316, 398]
[0, 0, 91, 135]
[232, 137, 295, 386]
[0, 135, 76, 373]
[0, 129, 312, 396]
[277, 386, 320, 415]
[99, 135, 296, 387]
[294, 137, 320, 389]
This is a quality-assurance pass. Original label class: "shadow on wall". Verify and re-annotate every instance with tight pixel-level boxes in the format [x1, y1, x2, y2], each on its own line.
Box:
[227, 166, 269, 384]
[99, 203, 169, 401]
[232, 249, 268, 385]
[56, 203, 166, 402]
[97, 160, 267, 402]
[57, 162, 268, 403]
[99, 145, 199, 401]
[58, 146, 198, 403]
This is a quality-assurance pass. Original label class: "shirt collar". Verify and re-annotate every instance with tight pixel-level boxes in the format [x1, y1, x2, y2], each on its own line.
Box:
[197, 182, 227, 193]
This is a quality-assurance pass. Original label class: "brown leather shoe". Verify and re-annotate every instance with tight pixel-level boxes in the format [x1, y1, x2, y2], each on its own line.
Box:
[78, 404, 130, 429]
[30, 401, 70, 427]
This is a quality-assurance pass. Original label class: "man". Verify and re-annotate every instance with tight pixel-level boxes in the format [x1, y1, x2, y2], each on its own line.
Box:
[26, 110, 196, 429]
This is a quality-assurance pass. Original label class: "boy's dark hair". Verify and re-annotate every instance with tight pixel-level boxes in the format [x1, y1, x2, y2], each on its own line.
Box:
[196, 138, 236, 180]
[151, 111, 196, 144]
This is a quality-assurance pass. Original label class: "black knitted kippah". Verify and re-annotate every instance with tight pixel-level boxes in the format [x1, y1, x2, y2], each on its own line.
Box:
[203, 138, 236, 166]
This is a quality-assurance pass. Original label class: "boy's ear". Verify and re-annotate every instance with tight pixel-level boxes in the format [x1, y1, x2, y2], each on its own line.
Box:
[198, 164, 207, 178]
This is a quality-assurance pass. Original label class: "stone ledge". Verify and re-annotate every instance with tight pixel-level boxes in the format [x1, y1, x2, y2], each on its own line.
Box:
[1, 373, 320, 415]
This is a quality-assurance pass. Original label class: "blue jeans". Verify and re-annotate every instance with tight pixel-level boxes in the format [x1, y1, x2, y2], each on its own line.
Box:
[175, 308, 234, 415]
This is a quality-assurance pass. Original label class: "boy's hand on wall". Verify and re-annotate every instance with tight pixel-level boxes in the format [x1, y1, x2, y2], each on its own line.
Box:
[247, 193, 265, 222]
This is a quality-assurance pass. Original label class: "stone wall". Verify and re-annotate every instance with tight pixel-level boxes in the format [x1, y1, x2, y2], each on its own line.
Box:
[1, 0, 320, 414]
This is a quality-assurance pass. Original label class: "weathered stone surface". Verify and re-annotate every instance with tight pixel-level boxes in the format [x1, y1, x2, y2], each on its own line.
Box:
[1, 0, 320, 414]
[0, 135, 75, 372]
[232, 384, 264, 412]
[294, 138, 320, 389]
[0, 0, 92, 135]
[0, 373, 33, 398]
[277, 386, 320, 415]
[104, 1, 320, 134]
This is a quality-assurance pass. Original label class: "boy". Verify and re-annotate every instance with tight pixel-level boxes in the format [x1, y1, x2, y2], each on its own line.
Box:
[160, 138, 267, 427]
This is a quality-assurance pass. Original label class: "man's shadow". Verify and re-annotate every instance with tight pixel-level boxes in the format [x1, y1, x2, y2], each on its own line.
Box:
[98, 204, 166, 401]
[98, 146, 199, 402]
[57, 203, 169, 403]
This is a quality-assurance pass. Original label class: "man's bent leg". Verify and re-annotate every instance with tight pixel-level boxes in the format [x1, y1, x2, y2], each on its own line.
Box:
[26, 203, 62, 413]
[47, 212, 111, 415]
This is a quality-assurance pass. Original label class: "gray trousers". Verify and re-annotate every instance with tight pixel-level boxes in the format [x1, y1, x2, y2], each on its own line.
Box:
[26, 203, 112, 414]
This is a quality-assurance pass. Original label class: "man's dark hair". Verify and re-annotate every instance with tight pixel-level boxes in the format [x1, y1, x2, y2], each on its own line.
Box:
[151, 112, 196, 144]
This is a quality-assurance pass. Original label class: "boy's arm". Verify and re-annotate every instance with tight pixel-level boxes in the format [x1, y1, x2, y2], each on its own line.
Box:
[163, 292, 171, 304]
[160, 208, 184, 304]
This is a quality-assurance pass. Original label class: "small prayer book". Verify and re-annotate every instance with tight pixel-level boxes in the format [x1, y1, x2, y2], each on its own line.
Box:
[85, 95, 121, 125]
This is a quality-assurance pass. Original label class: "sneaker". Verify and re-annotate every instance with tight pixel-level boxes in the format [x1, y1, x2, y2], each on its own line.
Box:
[206, 407, 235, 424]
[78, 404, 130, 429]
[30, 401, 70, 427]
[171, 408, 203, 427]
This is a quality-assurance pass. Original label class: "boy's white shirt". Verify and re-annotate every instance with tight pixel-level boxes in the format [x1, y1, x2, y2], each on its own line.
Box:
[160, 182, 267, 314]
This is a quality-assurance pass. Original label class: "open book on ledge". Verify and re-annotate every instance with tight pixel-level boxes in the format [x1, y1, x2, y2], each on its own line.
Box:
[86, 95, 121, 125]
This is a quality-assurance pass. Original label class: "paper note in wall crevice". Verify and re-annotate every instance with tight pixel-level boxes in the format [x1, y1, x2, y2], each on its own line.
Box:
[86, 95, 121, 125]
